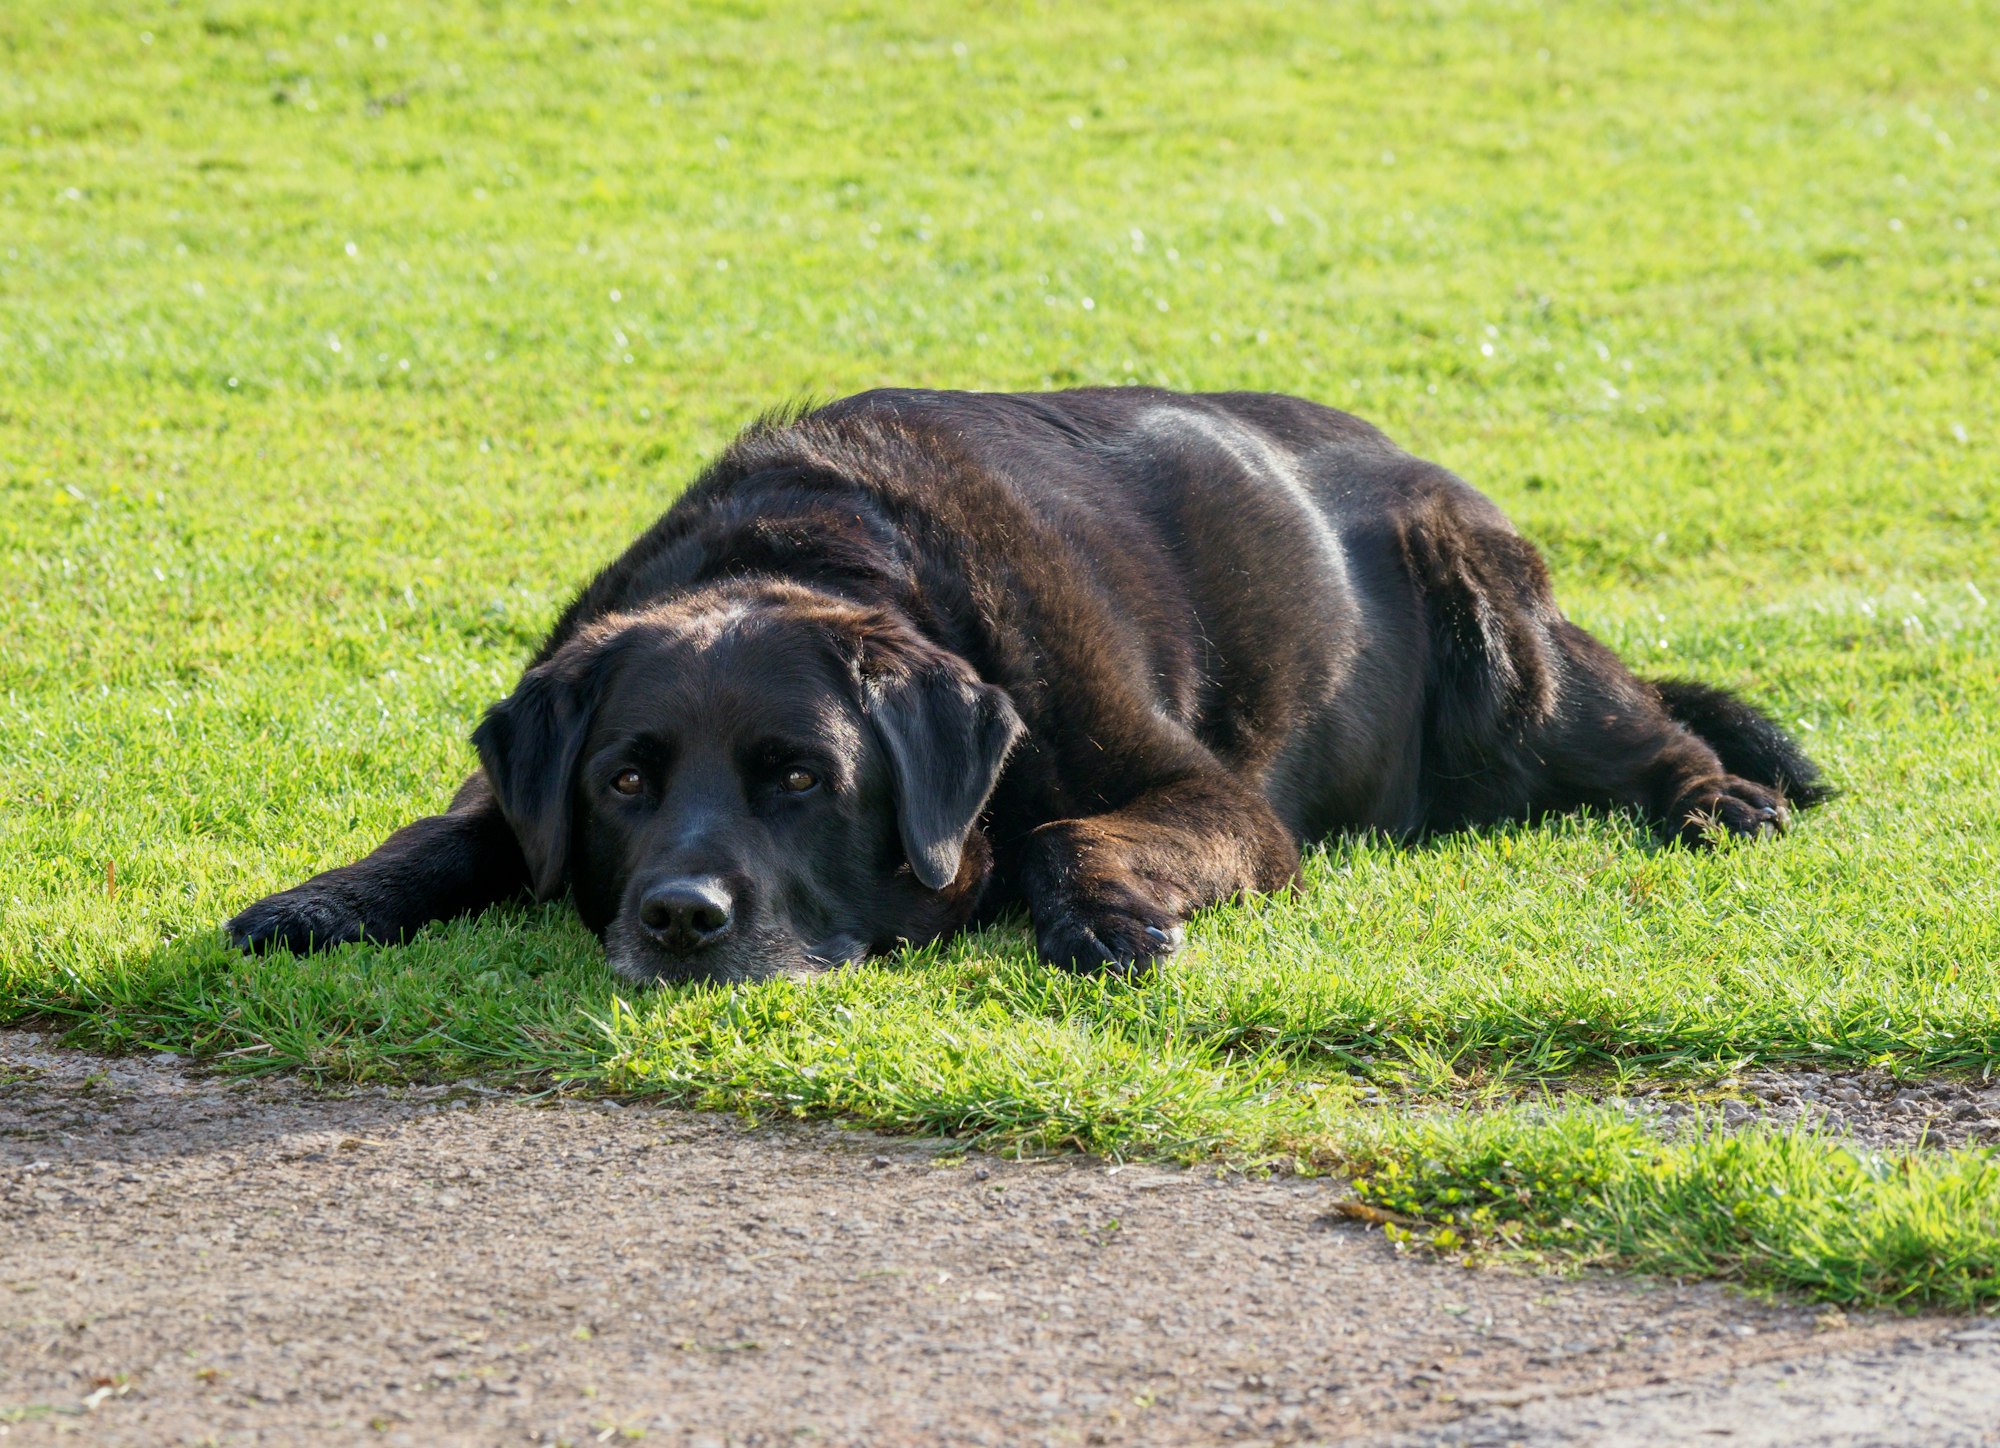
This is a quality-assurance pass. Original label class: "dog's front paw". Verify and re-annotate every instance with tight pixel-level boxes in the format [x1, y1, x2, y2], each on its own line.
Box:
[1021, 820, 1196, 974]
[1034, 893, 1185, 975]
[1029, 871, 1187, 975]
[226, 880, 372, 955]
[1674, 775, 1788, 847]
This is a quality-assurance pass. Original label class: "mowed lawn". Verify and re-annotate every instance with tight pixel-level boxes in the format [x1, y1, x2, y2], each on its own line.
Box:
[3, 1, 1997, 1304]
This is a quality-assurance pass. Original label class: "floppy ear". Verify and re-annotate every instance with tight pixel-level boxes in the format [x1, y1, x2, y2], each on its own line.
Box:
[471, 645, 603, 902]
[864, 663, 1024, 891]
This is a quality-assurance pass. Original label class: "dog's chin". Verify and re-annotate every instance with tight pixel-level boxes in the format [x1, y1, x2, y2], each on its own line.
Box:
[602, 918, 868, 987]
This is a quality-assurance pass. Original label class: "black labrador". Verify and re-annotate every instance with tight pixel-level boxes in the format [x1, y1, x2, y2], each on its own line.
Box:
[229, 388, 1827, 982]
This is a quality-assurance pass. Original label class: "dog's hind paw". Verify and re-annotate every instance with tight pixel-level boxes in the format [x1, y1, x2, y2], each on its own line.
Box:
[226, 883, 370, 955]
[1673, 774, 1789, 847]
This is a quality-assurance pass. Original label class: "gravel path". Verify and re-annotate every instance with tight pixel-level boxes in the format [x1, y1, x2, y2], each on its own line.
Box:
[1348, 1067, 2000, 1152]
[2, 1032, 1994, 1447]
[1602, 1066, 2000, 1151]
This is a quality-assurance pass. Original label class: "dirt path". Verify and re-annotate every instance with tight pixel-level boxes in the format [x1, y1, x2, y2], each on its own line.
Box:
[3, 1032, 1995, 1447]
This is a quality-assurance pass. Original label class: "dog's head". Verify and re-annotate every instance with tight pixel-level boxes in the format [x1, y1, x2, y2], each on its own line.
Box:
[472, 582, 1022, 984]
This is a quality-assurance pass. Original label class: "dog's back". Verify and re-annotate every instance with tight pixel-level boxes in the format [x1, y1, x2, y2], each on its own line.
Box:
[620, 388, 1531, 840]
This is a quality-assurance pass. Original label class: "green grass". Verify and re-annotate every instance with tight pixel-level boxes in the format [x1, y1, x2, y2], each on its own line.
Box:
[1350, 1109, 2000, 1310]
[3, 0, 1998, 1308]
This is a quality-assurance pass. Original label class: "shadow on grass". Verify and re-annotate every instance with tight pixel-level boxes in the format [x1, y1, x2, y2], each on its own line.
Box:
[9, 904, 617, 1086]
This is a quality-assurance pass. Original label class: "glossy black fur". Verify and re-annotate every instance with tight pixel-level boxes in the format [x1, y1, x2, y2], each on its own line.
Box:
[229, 388, 1828, 980]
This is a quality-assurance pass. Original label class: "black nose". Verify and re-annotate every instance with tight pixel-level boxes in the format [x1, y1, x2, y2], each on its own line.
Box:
[637, 878, 736, 952]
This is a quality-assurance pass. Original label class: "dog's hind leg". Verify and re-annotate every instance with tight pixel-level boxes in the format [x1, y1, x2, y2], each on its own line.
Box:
[1395, 496, 1818, 847]
[1018, 771, 1301, 972]
[228, 772, 530, 953]
[1530, 623, 1812, 846]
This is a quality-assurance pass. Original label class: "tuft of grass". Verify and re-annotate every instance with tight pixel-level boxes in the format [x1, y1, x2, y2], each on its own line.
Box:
[4, 0, 1998, 1310]
[1350, 1107, 2000, 1311]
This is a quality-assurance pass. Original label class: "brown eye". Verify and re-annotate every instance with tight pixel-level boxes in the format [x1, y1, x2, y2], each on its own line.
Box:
[611, 768, 644, 796]
[780, 767, 819, 794]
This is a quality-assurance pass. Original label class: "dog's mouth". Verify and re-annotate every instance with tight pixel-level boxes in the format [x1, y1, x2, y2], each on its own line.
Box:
[603, 917, 869, 986]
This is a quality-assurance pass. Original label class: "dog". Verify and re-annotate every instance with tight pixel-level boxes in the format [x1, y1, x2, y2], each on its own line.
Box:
[228, 388, 1828, 982]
